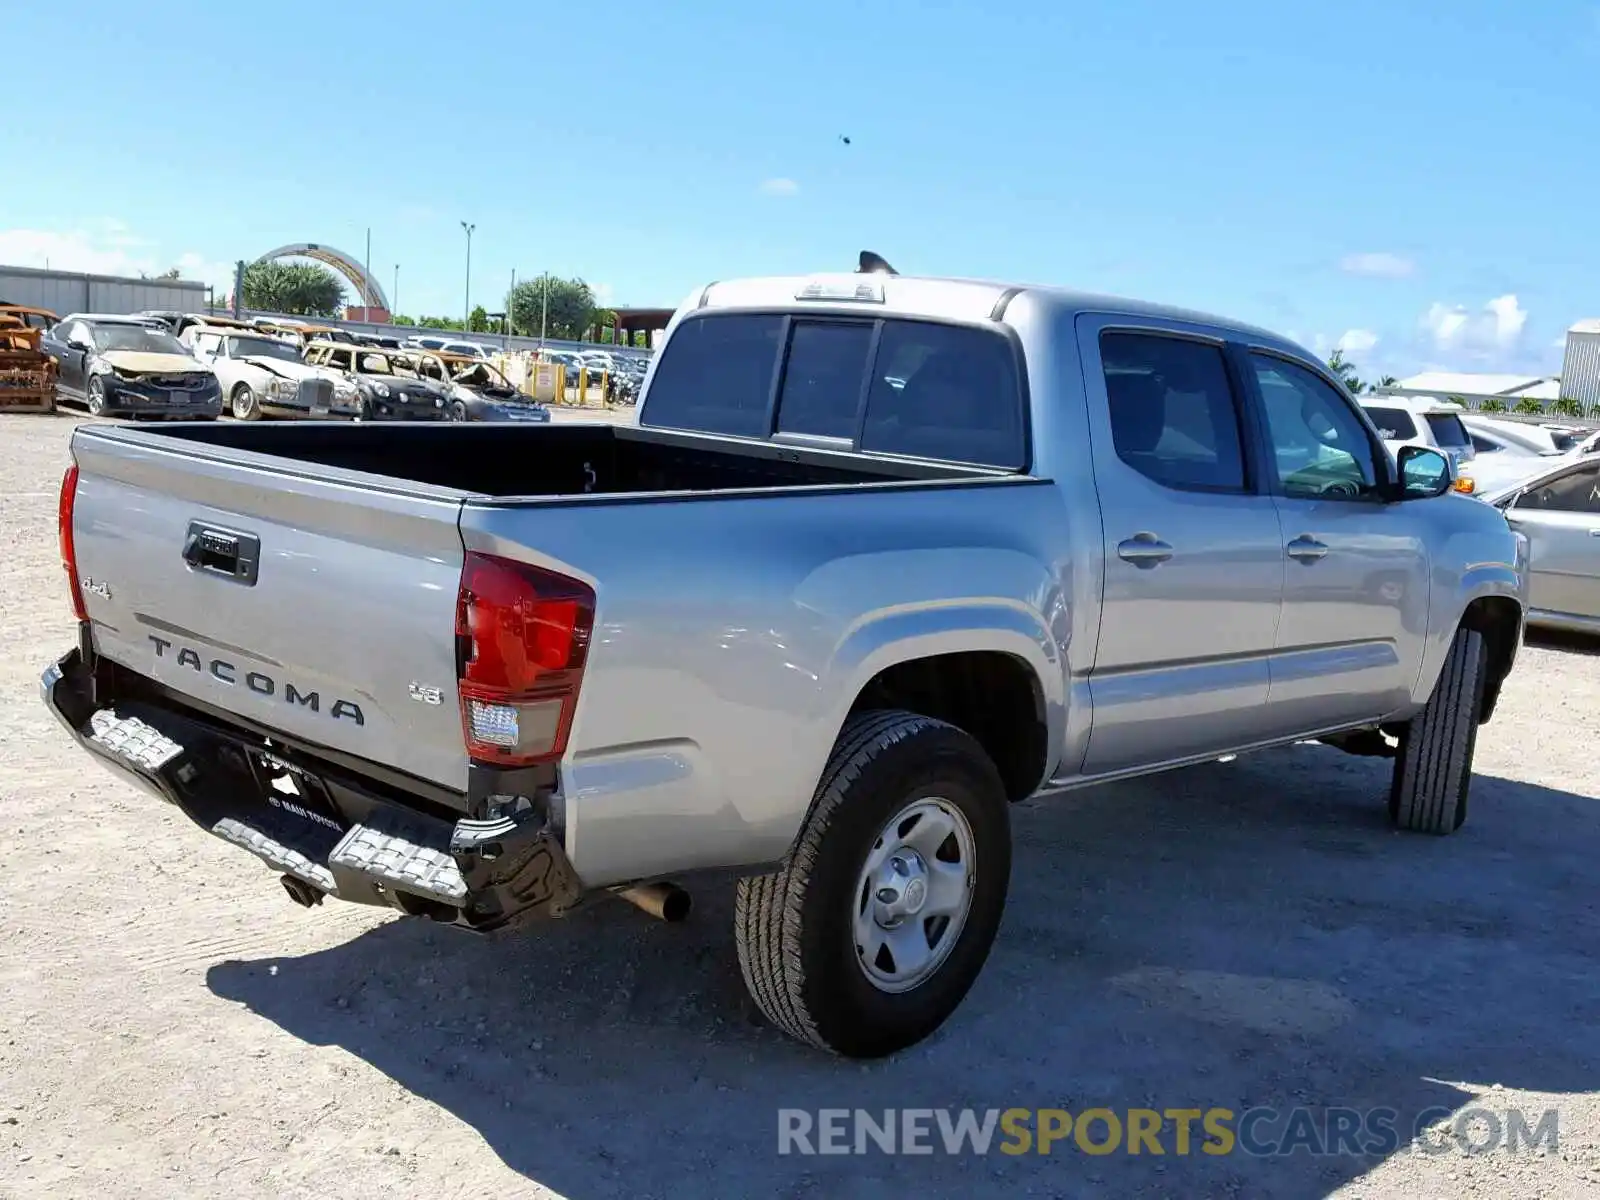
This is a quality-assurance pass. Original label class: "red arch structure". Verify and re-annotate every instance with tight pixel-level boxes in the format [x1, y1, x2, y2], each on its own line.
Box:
[255, 243, 390, 319]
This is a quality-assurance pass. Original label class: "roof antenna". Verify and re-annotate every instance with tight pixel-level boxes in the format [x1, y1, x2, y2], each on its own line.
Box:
[857, 250, 898, 276]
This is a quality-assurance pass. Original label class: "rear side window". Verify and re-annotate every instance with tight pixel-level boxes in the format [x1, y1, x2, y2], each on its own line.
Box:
[1099, 331, 1247, 492]
[1424, 412, 1470, 448]
[1362, 406, 1418, 440]
[642, 313, 1026, 468]
[640, 314, 783, 439]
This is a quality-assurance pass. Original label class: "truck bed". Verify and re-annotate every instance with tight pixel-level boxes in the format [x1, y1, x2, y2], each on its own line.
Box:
[148, 419, 997, 498]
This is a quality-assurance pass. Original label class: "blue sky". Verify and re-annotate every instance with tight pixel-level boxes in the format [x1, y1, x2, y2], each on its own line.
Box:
[5, 0, 1598, 379]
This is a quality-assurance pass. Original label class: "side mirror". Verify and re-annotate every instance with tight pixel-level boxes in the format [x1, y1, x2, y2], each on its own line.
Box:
[66, 335, 92, 351]
[1396, 445, 1454, 500]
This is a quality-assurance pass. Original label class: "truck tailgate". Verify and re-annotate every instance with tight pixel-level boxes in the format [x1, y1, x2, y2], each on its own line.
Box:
[68, 428, 469, 793]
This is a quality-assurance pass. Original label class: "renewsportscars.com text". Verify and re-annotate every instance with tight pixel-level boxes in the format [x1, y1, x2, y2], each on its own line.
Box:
[777, 1106, 1560, 1158]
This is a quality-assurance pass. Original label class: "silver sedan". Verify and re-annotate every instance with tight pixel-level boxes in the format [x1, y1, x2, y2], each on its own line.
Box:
[1487, 454, 1600, 634]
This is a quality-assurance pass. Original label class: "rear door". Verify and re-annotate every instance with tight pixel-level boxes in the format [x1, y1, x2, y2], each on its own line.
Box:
[1075, 317, 1285, 775]
[1240, 352, 1431, 732]
[69, 428, 470, 792]
[1504, 461, 1600, 624]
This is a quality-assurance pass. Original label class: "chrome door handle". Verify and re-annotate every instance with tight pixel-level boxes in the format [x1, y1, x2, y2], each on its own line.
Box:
[1589, 529, 1600, 537]
[1116, 533, 1173, 567]
[1287, 536, 1329, 562]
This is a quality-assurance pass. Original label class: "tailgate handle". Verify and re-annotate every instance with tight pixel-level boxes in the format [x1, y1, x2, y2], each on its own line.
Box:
[182, 522, 260, 586]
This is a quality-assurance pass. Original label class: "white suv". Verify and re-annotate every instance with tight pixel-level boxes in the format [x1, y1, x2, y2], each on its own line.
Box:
[1359, 396, 1476, 470]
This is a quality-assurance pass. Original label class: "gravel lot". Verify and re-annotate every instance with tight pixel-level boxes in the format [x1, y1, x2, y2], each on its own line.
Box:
[3, 411, 1599, 1199]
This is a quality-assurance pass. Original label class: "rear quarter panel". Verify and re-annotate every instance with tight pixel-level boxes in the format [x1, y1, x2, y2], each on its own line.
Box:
[461, 480, 1078, 886]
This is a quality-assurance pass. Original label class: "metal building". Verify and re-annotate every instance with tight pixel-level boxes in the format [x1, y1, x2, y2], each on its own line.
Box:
[1560, 319, 1600, 408]
[0, 263, 208, 320]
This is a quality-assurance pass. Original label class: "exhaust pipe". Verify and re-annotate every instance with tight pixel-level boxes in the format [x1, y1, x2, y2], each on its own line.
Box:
[280, 874, 324, 908]
[615, 882, 691, 923]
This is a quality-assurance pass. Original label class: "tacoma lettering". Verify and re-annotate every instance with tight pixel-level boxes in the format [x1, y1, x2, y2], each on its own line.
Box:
[149, 635, 365, 725]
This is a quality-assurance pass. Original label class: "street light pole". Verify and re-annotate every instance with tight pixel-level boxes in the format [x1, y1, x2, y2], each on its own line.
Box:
[393, 264, 399, 317]
[539, 272, 549, 348]
[460, 221, 475, 330]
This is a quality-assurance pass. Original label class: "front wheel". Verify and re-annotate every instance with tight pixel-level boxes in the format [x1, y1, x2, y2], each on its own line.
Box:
[231, 384, 261, 421]
[85, 375, 107, 417]
[447, 400, 468, 422]
[735, 710, 1011, 1058]
[1389, 626, 1487, 834]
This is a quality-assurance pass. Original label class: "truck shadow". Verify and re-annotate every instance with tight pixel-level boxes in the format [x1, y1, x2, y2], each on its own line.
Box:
[206, 745, 1600, 1199]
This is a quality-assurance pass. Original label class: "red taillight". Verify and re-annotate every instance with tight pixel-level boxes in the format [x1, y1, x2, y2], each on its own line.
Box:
[58, 463, 87, 622]
[455, 551, 595, 766]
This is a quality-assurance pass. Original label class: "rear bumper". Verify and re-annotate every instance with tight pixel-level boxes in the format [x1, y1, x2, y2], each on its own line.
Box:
[41, 647, 584, 931]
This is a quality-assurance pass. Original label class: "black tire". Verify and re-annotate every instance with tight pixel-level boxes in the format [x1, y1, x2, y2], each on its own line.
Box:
[734, 710, 1011, 1058]
[85, 375, 107, 417]
[231, 384, 261, 421]
[1389, 627, 1487, 834]
[448, 400, 468, 422]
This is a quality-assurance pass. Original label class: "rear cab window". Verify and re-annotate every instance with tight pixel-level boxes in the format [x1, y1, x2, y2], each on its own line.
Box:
[640, 312, 1027, 469]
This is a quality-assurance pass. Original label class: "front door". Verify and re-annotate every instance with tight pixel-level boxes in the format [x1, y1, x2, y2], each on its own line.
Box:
[1504, 460, 1600, 626]
[1240, 351, 1431, 734]
[1077, 318, 1286, 776]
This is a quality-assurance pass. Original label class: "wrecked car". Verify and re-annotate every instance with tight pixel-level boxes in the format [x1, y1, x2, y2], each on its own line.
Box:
[181, 325, 362, 420]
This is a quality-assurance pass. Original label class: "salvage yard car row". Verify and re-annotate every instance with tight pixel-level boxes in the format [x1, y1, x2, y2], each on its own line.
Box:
[36, 311, 554, 424]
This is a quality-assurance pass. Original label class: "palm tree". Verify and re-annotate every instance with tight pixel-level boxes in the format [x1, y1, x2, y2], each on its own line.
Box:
[1326, 349, 1366, 395]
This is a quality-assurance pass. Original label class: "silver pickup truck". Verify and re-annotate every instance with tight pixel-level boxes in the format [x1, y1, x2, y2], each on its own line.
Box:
[43, 256, 1528, 1059]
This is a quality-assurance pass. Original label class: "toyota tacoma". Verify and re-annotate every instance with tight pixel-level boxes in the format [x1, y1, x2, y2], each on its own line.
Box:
[43, 254, 1527, 1058]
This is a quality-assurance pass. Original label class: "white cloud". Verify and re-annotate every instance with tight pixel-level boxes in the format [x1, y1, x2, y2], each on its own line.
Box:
[1340, 252, 1415, 279]
[1337, 328, 1379, 356]
[758, 177, 799, 197]
[0, 223, 234, 292]
[1421, 293, 1527, 356]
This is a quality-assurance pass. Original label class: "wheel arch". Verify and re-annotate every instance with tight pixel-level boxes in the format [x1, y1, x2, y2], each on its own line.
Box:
[825, 606, 1065, 804]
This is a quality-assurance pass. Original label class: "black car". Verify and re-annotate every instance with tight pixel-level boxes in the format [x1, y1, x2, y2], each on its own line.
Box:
[302, 343, 450, 420]
[42, 314, 223, 419]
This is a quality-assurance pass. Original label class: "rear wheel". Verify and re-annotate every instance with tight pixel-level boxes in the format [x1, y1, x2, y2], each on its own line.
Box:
[231, 384, 261, 421]
[734, 710, 1011, 1058]
[1389, 626, 1487, 834]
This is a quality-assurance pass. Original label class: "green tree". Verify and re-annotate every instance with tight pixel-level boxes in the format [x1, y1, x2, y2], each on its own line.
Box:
[468, 305, 492, 333]
[1478, 398, 1507, 413]
[389, 313, 415, 327]
[1376, 375, 1399, 390]
[1514, 396, 1545, 415]
[241, 260, 346, 316]
[416, 315, 466, 331]
[1326, 348, 1366, 395]
[509, 275, 596, 341]
[1551, 396, 1584, 418]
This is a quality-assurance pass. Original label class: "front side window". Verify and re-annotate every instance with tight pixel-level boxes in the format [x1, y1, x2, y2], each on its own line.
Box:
[1252, 355, 1382, 500]
[1099, 331, 1246, 492]
[1516, 463, 1600, 514]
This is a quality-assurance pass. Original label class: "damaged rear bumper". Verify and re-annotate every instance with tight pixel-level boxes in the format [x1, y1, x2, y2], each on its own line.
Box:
[41, 647, 584, 931]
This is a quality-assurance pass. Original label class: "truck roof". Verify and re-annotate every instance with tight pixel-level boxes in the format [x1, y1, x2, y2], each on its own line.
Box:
[695, 271, 1300, 352]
